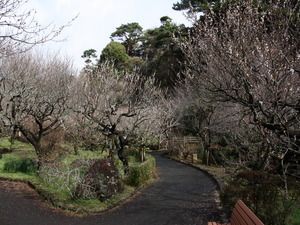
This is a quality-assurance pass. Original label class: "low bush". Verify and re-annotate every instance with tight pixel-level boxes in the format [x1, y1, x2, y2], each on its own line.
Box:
[3, 159, 37, 174]
[220, 170, 300, 225]
[145, 140, 159, 150]
[127, 154, 156, 187]
[38, 161, 83, 200]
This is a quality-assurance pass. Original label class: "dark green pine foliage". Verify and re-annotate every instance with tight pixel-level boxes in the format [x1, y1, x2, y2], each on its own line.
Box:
[81, 49, 97, 64]
[141, 17, 188, 88]
[99, 42, 129, 69]
[172, 0, 219, 13]
[110, 22, 143, 57]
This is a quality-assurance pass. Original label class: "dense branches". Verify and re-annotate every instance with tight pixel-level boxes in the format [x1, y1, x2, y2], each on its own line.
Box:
[173, 0, 219, 13]
[0, 52, 75, 162]
[179, 0, 300, 171]
[110, 22, 143, 56]
[71, 62, 164, 173]
[0, 0, 76, 57]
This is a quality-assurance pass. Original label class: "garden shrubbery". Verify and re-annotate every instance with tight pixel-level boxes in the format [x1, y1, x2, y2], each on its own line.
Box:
[3, 159, 37, 174]
[220, 170, 300, 225]
[126, 154, 156, 187]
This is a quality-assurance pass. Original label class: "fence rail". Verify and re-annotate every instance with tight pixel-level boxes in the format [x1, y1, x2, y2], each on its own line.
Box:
[160, 136, 200, 150]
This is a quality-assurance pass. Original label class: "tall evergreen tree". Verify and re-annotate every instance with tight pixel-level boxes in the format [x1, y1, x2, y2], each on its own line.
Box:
[99, 42, 129, 69]
[172, 0, 219, 13]
[110, 22, 143, 56]
[141, 17, 188, 88]
[81, 49, 97, 64]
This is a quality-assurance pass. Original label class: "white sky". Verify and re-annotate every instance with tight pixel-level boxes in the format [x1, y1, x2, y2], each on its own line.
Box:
[22, 0, 190, 71]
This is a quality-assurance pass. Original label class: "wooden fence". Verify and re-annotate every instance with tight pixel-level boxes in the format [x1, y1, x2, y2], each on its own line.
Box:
[160, 136, 200, 151]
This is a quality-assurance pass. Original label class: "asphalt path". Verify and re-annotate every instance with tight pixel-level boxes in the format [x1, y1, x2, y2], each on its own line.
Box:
[0, 151, 225, 225]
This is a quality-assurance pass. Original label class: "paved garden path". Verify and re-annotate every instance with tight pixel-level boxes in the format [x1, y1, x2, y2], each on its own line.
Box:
[0, 151, 225, 225]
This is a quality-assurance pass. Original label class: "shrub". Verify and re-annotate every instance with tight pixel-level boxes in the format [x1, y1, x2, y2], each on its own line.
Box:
[39, 161, 82, 199]
[125, 147, 139, 159]
[3, 159, 37, 174]
[220, 170, 300, 225]
[127, 154, 156, 187]
[168, 141, 185, 157]
[145, 140, 159, 150]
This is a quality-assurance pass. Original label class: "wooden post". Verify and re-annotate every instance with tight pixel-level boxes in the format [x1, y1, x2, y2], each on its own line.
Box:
[179, 151, 183, 158]
[192, 154, 197, 164]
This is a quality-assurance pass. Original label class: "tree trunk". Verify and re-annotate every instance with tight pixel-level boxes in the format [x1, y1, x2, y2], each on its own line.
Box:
[117, 135, 129, 175]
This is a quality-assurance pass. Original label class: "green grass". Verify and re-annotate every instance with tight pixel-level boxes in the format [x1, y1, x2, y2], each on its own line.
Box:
[0, 137, 33, 150]
[68, 185, 136, 213]
[61, 149, 108, 166]
[0, 138, 36, 159]
[0, 138, 36, 176]
[3, 158, 38, 173]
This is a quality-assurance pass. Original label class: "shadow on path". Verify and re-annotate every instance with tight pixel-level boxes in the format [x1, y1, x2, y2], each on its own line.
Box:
[0, 151, 225, 225]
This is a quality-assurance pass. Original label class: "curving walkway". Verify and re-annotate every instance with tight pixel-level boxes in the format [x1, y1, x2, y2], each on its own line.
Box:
[0, 151, 225, 225]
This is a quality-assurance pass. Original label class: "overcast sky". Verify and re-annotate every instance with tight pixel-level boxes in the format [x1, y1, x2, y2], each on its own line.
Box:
[23, 0, 191, 71]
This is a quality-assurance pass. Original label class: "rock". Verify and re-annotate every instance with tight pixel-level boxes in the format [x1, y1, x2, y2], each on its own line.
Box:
[75, 158, 124, 201]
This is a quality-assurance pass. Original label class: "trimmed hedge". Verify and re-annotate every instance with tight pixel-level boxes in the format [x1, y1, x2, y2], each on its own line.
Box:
[127, 154, 156, 187]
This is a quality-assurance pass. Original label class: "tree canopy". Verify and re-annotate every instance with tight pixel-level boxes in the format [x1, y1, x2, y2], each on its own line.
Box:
[140, 17, 188, 87]
[94, 17, 189, 88]
[99, 42, 129, 67]
[179, 0, 300, 172]
[172, 0, 218, 13]
[81, 49, 97, 64]
[0, 0, 76, 57]
[110, 22, 143, 56]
